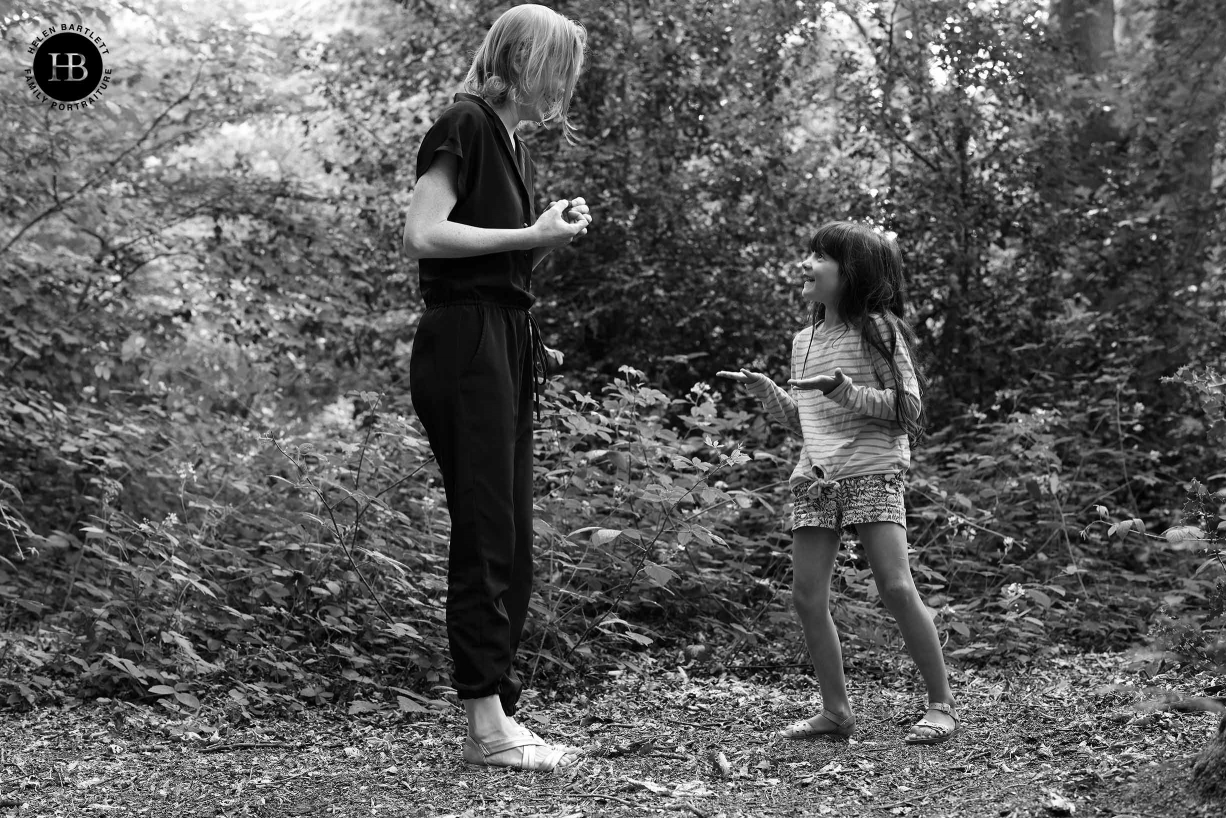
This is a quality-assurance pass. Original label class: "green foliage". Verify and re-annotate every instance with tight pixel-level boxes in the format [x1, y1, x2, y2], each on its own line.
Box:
[526, 371, 766, 673]
[1067, 368, 1226, 673]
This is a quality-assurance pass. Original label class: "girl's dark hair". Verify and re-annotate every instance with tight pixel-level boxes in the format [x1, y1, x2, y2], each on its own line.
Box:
[806, 221, 927, 441]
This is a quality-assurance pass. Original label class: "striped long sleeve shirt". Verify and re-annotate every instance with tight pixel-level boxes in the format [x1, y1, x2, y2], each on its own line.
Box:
[747, 316, 921, 488]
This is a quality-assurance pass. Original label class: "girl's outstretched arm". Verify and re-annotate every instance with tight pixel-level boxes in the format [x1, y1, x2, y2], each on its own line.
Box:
[794, 316, 922, 425]
[718, 368, 802, 435]
[822, 373, 921, 422]
[403, 153, 585, 259]
[792, 355, 920, 423]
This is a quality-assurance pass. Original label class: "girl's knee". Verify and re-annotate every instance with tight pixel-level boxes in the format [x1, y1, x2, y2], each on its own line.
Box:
[876, 577, 919, 609]
[792, 581, 830, 614]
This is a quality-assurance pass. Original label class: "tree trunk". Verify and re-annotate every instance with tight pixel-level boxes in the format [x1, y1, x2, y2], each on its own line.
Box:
[1053, 0, 1115, 74]
[1128, 0, 1226, 382]
[1049, 0, 1122, 181]
[1191, 714, 1226, 800]
[1144, 0, 1226, 266]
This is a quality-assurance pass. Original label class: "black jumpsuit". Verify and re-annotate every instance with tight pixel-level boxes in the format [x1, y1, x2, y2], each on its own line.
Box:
[409, 93, 548, 716]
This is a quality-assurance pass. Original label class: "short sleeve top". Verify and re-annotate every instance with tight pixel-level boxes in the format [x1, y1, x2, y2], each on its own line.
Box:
[414, 93, 538, 309]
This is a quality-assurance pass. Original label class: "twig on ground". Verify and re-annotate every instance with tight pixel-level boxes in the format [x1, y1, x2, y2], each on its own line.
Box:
[656, 715, 738, 730]
[254, 768, 314, 787]
[129, 744, 173, 753]
[577, 718, 637, 729]
[874, 780, 964, 811]
[568, 792, 643, 808]
[200, 742, 298, 754]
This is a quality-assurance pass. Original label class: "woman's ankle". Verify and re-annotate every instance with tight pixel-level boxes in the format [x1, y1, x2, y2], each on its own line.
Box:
[465, 694, 513, 736]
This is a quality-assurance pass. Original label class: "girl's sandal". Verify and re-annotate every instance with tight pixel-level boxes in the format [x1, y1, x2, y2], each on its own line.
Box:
[462, 731, 578, 772]
[779, 709, 856, 740]
[903, 702, 961, 746]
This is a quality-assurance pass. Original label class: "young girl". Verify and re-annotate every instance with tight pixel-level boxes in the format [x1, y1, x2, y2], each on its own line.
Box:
[402, 4, 591, 771]
[718, 221, 960, 745]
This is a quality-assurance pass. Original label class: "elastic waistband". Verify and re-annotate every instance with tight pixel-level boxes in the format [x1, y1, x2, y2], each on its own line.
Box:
[423, 298, 532, 314]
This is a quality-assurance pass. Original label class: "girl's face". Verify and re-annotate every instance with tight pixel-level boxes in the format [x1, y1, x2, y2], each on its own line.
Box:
[800, 251, 840, 304]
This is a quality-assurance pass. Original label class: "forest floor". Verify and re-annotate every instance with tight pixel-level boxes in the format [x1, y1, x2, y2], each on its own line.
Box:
[1, 648, 1223, 818]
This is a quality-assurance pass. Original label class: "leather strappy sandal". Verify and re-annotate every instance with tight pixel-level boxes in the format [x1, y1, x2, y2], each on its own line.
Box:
[462, 730, 577, 771]
[779, 708, 856, 740]
[903, 702, 961, 745]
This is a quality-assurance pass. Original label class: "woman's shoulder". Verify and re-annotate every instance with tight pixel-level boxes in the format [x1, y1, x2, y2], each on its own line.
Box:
[433, 96, 487, 128]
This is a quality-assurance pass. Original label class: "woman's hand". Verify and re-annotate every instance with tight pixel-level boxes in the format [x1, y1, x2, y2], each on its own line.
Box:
[533, 198, 591, 247]
[564, 197, 591, 230]
[789, 368, 846, 395]
[717, 368, 770, 388]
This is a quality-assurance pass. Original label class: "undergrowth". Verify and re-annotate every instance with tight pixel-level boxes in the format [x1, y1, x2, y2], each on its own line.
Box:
[1, 367, 1223, 720]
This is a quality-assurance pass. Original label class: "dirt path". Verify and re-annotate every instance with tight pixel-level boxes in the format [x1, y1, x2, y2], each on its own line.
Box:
[1, 650, 1222, 817]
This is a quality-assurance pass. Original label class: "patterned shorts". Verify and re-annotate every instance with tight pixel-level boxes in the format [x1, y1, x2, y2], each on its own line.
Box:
[791, 472, 907, 532]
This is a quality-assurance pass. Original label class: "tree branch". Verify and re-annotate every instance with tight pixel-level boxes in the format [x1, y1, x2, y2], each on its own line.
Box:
[0, 65, 205, 257]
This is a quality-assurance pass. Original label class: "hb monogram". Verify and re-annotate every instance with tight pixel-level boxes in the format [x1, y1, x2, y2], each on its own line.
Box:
[27, 29, 110, 106]
[47, 52, 89, 81]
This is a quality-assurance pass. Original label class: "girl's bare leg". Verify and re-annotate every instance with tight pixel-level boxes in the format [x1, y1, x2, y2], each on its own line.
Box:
[857, 521, 956, 734]
[791, 526, 852, 725]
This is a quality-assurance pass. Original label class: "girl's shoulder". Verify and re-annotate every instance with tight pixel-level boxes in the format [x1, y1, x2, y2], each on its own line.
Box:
[868, 311, 907, 341]
[867, 311, 892, 329]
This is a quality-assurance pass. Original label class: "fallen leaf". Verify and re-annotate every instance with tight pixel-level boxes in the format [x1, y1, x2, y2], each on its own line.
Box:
[672, 781, 716, 797]
[1046, 791, 1075, 815]
[626, 778, 669, 795]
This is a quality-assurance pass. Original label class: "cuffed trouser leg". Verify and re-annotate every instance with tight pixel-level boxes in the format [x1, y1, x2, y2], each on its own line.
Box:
[409, 303, 534, 716]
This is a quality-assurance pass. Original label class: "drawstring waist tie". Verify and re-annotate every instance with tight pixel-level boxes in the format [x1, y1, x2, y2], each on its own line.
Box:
[526, 310, 550, 421]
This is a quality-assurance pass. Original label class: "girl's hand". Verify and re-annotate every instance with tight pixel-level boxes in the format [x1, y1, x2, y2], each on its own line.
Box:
[533, 199, 591, 247]
[789, 368, 846, 395]
[717, 368, 769, 387]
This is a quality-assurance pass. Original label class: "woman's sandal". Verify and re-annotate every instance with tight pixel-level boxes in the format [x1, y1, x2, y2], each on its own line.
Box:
[903, 702, 961, 745]
[462, 729, 578, 772]
[779, 709, 856, 740]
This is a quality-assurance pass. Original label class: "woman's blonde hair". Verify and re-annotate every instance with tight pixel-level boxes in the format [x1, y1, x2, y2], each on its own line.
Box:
[463, 4, 587, 143]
